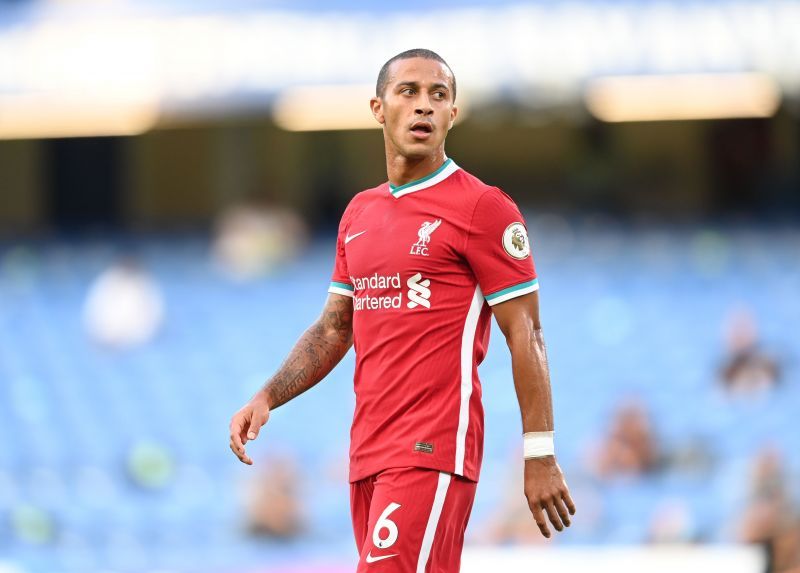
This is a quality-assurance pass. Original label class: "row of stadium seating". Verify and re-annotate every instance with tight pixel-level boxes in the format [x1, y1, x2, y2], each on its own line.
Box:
[0, 219, 798, 571]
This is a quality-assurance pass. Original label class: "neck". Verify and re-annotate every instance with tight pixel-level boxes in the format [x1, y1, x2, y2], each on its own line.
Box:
[385, 147, 448, 188]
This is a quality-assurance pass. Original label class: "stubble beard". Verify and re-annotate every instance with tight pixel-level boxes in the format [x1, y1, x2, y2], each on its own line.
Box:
[385, 127, 445, 163]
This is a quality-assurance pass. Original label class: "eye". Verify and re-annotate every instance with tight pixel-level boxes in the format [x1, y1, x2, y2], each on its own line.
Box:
[433, 91, 446, 100]
[401, 88, 415, 95]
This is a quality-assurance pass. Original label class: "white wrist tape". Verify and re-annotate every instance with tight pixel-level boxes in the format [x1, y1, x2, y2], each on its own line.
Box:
[523, 431, 555, 459]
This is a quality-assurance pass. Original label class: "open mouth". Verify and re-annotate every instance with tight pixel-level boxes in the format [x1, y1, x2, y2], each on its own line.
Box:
[410, 122, 433, 137]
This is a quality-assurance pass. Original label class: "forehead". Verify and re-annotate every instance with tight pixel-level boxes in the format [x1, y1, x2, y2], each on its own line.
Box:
[386, 57, 454, 89]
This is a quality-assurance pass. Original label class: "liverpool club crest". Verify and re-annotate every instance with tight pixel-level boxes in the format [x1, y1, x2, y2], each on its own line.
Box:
[410, 219, 442, 256]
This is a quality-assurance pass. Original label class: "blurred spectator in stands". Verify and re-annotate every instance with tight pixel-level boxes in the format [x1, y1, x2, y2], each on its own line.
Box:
[212, 201, 308, 281]
[663, 435, 716, 477]
[719, 307, 780, 394]
[647, 499, 700, 544]
[738, 447, 800, 572]
[483, 500, 550, 545]
[83, 256, 164, 349]
[590, 399, 661, 479]
[480, 456, 551, 545]
[243, 453, 305, 540]
[485, 484, 609, 545]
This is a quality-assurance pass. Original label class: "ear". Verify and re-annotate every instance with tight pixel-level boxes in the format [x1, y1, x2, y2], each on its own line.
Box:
[370, 97, 385, 125]
[448, 105, 459, 130]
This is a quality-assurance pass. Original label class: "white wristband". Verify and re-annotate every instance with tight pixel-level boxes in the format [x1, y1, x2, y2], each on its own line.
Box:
[523, 431, 555, 459]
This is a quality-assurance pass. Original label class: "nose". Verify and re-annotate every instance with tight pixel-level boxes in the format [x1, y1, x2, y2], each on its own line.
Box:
[414, 95, 434, 116]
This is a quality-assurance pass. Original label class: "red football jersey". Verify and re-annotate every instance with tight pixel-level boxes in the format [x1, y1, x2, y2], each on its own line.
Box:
[328, 159, 537, 483]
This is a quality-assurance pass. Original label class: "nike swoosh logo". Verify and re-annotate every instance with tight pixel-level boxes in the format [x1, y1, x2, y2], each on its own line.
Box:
[365, 552, 399, 563]
[345, 230, 366, 244]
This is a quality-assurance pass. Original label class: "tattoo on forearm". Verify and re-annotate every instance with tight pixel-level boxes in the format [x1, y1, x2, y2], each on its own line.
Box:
[264, 296, 353, 409]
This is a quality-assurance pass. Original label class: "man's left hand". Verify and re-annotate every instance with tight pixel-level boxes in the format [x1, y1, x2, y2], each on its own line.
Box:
[524, 456, 576, 538]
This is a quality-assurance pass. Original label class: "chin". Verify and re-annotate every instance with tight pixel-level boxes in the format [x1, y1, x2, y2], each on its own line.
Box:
[400, 142, 437, 159]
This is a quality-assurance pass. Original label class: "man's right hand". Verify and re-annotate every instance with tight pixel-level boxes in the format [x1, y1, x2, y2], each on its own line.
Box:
[229, 391, 271, 465]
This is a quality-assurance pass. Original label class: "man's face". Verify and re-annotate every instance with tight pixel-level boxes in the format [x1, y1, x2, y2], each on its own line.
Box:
[371, 57, 458, 159]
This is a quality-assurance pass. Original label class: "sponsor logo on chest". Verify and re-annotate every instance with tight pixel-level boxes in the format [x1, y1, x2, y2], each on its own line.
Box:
[350, 271, 433, 311]
[409, 219, 442, 257]
[348, 218, 445, 312]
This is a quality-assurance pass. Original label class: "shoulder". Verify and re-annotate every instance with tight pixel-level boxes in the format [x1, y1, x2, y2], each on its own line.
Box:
[340, 183, 387, 220]
[451, 167, 492, 197]
[353, 183, 388, 206]
[356, 182, 388, 200]
[452, 168, 521, 215]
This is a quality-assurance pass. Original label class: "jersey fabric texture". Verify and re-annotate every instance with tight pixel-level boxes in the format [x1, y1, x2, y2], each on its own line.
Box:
[329, 158, 538, 483]
[350, 466, 476, 573]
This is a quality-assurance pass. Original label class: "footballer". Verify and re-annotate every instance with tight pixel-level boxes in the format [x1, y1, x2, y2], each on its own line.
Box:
[230, 49, 575, 572]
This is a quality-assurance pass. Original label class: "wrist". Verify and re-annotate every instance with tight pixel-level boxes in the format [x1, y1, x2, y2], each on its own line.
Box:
[252, 388, 273, 410]
[525, 455, 556, 465]
[523, 430, 554, 459]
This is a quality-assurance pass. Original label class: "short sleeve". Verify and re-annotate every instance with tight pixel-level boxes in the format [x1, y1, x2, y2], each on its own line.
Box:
[464, 189, 538, 306]
[328, 203, 355, 298]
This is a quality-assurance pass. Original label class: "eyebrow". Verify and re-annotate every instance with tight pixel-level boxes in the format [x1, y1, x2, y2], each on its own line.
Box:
[396, 81, 451, 92]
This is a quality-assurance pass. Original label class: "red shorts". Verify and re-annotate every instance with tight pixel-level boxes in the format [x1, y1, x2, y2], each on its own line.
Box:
[350, 467, 477, 573]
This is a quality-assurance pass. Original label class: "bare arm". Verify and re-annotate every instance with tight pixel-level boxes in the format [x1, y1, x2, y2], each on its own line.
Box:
[263, 293, 354, 409]
[229, 293, 354, 464]
[492, 291, 575, 537]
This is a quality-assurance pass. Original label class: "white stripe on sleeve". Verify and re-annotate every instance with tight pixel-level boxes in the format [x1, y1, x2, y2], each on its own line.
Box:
[328, 285, 354, 297]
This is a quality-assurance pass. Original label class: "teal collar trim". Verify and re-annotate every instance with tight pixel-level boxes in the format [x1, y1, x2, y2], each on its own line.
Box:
[388, 158, 458, 198]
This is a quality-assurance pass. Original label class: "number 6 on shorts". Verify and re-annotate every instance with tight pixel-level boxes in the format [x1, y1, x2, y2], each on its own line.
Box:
[373, 502, 401, 549]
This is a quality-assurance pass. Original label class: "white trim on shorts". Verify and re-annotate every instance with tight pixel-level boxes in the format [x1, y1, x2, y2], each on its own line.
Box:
[416, 471, 452, 573]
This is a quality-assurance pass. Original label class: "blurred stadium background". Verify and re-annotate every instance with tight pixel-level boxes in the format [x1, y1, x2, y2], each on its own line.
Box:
[1, 0, 799, 572]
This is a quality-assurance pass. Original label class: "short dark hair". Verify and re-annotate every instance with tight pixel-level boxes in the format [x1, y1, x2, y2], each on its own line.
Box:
[375, 49, 456, 102]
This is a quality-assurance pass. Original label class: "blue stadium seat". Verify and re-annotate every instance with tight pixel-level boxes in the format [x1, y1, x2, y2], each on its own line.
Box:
[0, 227, 796, 571]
